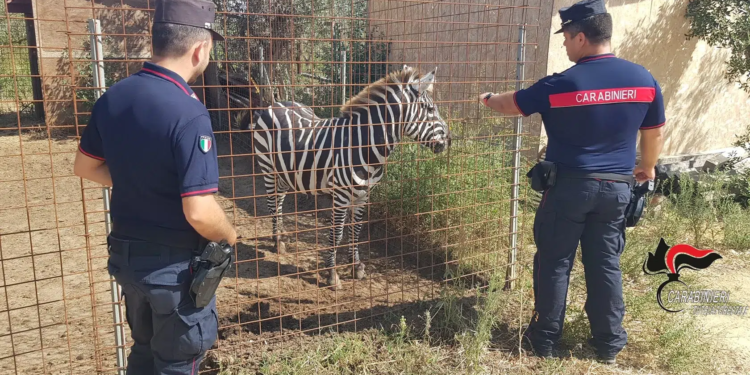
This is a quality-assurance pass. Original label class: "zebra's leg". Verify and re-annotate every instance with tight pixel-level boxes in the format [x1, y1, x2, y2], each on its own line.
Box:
[265, 175, 288, 253]
[325, 193, 348, 290]
[348, 200, 367, 280]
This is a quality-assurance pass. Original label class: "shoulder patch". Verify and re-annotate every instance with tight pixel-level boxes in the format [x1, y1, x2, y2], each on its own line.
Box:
[199, 135, 212, 154]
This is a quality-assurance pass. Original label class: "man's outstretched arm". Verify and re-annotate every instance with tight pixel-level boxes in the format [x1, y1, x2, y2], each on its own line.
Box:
[478, 92, 523, 116]
[478, 76, 553, 117]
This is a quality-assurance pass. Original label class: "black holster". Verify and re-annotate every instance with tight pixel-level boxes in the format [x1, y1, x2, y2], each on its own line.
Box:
[624, 180, 655, 227]
[189, 241, 234, 308]
[526, 161, 558, 192]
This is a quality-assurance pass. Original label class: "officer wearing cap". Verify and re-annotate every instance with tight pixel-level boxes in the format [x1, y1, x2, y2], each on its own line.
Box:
[478, 0, 665, 364]
[73, 0, 236, 373]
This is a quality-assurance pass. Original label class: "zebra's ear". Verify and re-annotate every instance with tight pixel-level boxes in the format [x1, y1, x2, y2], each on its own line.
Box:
[411, 70, 435, 94]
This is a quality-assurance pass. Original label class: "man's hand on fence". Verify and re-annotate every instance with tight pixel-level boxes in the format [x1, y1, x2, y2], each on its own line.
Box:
[478, 92, 495, 106]
[476, 91, 522, 116]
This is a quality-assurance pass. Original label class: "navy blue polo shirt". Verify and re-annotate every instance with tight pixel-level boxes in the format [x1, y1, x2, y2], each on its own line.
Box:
[514, 53, 666, 175]
[78, 62, 219, 236]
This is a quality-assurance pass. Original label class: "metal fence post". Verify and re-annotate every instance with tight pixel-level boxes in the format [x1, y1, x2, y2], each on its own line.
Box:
[88, 18, 127, 375]
[505, 24, 526, 291]
[341, 50, 347, 105]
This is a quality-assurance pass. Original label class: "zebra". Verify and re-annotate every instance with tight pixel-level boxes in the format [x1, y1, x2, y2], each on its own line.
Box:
[243, 65, 451, 290]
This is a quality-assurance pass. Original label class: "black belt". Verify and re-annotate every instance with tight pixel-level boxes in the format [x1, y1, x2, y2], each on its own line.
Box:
[111, 221, 209, 250]
[556, 168, 635, 185]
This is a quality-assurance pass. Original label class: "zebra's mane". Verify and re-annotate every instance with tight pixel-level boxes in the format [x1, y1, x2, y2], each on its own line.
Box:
[339, 65, 431, 116]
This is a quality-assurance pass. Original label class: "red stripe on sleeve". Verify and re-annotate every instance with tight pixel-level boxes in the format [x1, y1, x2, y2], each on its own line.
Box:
[549, 87, 656, 108]
[181, 188, 219, 197]
[512, 92, 528, 116]
[78, 145, 105, 161]
[641, 122, 665, 130]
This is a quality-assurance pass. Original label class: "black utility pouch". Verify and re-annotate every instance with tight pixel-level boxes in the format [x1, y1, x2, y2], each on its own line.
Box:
[625, 180, 655, 227]
[526, 161, 558, 192]
[189, 241, 234, 308]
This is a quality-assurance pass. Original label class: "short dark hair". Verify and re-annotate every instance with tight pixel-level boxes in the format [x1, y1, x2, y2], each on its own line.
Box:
[151, 22, 212, 58]
[563, 13, 613, 44]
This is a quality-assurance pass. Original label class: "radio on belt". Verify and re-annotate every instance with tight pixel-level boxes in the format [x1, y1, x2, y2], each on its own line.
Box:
[189, 240, 233, 308]
[624, 179, 655, 228]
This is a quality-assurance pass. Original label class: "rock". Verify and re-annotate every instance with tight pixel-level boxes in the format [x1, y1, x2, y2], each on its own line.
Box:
[702, 155, 730, 172]
[720, 146, 748, 160]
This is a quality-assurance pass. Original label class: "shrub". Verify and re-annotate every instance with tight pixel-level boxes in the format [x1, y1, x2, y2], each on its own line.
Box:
[369, 136, 535, 277]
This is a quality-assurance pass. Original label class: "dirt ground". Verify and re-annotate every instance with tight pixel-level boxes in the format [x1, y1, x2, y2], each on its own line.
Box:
[689, 252, 750, 358]
[207, 132, 471, 370]
[4, 128, 750, 375]
[0, 129, 470, 374]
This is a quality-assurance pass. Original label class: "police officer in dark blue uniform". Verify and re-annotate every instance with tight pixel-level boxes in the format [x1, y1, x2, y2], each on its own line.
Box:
[73, 0, 237, 373]
[478, 0, 665, 365]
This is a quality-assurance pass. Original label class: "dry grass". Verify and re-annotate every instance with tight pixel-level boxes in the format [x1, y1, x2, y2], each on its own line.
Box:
[205, 172, 750, 375]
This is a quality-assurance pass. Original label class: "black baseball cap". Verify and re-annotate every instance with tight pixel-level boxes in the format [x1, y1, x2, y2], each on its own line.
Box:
[554, 0, 608, 34]
[154, 0, 225, 41]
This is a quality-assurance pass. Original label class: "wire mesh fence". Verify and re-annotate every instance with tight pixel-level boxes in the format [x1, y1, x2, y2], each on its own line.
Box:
[0, 0, 551, 373]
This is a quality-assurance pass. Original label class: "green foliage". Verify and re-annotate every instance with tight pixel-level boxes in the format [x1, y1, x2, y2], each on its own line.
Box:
[0, 5, 34, 104]
[664, 172, 729, 247]
[719, 202, 750, 250]
[685, 0, 750, 92]
[369, 138, 520, 276]
[455, 274, 508, 374]
[215, 139, 750, 375]
[212, 0, 390, 119]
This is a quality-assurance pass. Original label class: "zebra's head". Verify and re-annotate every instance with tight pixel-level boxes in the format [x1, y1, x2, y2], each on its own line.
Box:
[401, 65, 451, 154]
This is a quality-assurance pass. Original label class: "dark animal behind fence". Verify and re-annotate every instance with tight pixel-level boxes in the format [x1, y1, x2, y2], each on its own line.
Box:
[245, 64, 452, 289]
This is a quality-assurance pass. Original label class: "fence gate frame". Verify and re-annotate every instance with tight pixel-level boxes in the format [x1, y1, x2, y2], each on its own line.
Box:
[86, 18, 127, 375]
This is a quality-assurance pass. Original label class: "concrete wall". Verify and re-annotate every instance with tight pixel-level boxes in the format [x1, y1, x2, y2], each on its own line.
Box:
[540, 0, 750, 157]
[369, 0, 554, 147]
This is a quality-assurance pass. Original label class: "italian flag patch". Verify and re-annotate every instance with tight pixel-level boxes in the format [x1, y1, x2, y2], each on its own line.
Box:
[199, 135, 212, 154]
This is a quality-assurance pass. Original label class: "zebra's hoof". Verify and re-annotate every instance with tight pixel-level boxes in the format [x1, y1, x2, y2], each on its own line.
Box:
[327, 273, 342, 290]
[355, 264, 366, 280]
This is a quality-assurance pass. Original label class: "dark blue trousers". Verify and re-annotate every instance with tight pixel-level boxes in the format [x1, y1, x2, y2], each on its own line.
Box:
[524, 177, 630, 358]
[107, 234, 219, 375]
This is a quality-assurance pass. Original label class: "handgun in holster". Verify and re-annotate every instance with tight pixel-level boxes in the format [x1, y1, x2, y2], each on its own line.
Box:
[526, 161, 558, 192]
[624, 179, 655, 227]
[189, 241, 233, 308]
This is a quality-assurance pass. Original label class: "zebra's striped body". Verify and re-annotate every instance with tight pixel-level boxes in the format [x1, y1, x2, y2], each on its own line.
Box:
[248, 65, 450, 289]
